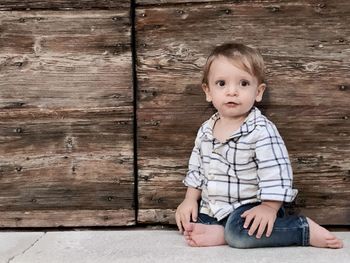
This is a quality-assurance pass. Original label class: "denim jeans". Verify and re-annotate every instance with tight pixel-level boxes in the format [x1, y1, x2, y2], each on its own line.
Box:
[197, 202, 310, 248]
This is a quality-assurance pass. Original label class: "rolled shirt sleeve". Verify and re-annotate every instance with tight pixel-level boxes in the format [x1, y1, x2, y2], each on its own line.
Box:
[183, 129, 204, 189]
[255, 122, 298, 202]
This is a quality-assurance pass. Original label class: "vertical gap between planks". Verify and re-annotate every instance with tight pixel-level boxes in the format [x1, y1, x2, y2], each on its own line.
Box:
[130, 0, 139, 225]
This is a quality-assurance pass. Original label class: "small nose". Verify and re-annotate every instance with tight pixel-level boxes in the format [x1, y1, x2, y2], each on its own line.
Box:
[227, 85, 238, 95]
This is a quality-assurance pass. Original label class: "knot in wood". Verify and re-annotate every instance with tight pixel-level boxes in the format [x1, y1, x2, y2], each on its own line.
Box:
[14, 127, 23, 133]
[14, 62, 23, 67]
[15, 102, 25, 107]
[143, 175, 149, 181]
[177, 10, 184, 15]
[339, 85, 348, 91]
[66, 138, 74, 148]
[151, 120, 160, 126]
[111, 93, 121, 98]
[268, 6, 280, 13]
[117, 121, 128, 125]
[291, 63, 304, 70]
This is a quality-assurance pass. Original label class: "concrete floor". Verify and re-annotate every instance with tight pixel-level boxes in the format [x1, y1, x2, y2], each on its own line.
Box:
[0, 229, 349, 263]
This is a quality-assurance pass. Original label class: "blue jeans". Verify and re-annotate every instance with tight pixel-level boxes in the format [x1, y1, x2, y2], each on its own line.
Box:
[197, 202, 310, 248]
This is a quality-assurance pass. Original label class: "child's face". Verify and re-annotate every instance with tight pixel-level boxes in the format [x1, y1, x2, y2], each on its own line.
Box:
[202, 55, 265, 121]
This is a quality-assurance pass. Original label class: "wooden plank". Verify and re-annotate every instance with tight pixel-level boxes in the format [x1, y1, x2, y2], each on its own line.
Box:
[136, 0, 348, 8]
[0, 110, 132, 157]
[137, 0, 221, 5]
[0, 145, 134, 210]
[0, 10, 134, 227]
[136, 1, 350, 224]
[0, 210, 135, 227]
[0, 11, 130, 54]
[0, 10, 132, 110]
[138, 206, 350, 226]
[0, 0, 130, 10]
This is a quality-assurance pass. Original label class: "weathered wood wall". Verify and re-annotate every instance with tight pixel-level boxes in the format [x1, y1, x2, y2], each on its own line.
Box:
[136, 0, 350, 225]
[1, 0, 349, 227]
[0, 1, 135, 227]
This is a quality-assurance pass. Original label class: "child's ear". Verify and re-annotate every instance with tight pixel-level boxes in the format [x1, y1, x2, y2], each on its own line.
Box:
[202, 83, 212, 102]
[255, 83, 266, 102]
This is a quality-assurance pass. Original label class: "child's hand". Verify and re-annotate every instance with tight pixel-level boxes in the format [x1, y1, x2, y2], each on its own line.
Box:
[175, 198, 198, 233]
[240, 203, 278, 238]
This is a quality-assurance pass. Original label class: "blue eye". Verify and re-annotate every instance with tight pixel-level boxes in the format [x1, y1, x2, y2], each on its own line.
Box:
[216, 80, 226, 87]
[240, 80, 250, 87]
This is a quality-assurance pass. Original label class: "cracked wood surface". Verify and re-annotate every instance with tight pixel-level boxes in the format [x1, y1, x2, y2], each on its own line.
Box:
[136, 0, 350, 224]
[0, 0, 130, 10]
[0, 9, 135, 226]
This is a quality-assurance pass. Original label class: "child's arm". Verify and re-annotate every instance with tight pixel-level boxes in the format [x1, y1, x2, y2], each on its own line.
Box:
[175, 187, 201, 233]
[240, 200, 282, 239]
[247, 121, 297, 239]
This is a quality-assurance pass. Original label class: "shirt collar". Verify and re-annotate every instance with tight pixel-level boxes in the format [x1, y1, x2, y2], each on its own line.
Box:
[203, 107, 261, 141]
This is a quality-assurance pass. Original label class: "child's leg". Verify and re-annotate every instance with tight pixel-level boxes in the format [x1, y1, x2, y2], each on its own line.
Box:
[224, 203, 343, 249]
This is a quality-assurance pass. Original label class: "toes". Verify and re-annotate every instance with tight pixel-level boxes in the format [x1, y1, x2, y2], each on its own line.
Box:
[325, 233, 340, 242]
[327, 243, 341, 249]
[325, 233, 337, 240]
[187, 239, 198, 247]
[184, 222, 195, 232]
[326, 238, 343, 249]
[184, 231, 196, 246]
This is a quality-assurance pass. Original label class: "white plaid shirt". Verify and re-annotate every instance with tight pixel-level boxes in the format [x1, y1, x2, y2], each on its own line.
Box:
[184, 107, 298, 221]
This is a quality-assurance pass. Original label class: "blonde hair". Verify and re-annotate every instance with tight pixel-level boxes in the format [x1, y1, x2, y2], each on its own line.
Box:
[202, 43, 265, 85]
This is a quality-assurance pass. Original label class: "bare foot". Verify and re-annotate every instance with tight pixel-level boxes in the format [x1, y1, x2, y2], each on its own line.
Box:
[183, 223, 226, 247]
[307, 218, 343, 249]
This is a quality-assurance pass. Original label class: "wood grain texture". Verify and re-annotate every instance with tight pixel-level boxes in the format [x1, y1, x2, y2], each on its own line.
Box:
[136, 0, 350, 224]
[137, 0, 222, 5]
[0, 10, 135, 226]
[0, 209, 135, 227]
[0, 0, 130, 10]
